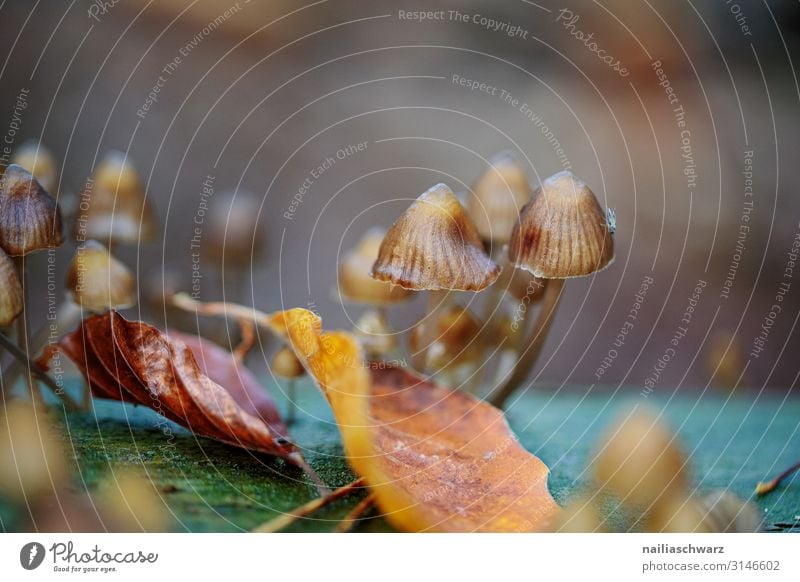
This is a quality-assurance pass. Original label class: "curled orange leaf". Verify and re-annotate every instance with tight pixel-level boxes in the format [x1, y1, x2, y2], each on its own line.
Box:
[269, 309, 560, 532]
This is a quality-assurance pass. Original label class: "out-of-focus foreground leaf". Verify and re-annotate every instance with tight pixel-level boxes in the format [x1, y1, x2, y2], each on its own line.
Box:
[58, 312, 298, 464]
[269, 308, 560, 532]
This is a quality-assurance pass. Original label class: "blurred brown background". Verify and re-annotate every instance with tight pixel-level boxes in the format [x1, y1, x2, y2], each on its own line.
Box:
[2, 0, 799, 391]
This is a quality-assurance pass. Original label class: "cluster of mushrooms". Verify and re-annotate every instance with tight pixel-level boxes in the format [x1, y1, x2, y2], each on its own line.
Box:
[0, 144, 155, 408]
[337, 152, 615, 407]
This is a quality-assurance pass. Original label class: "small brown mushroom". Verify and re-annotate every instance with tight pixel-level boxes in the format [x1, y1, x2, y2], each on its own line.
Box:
[490, 171, 614, 407]
[80, 151, 157, 245]
[338, 228, 410, 360]
[0, 164, 64, 406]
[0, 164, 64, 256]
[11, 140, 58, 193]
[0, 249, 23, 328]
[206, 190, 265, 265]
[468, 151, 532, 247]
[372, 183, 500, 292]
[409, 304, 482, 382]
[371, 183, 499, 372]
[66, 240, 136, 313]
[508, 171, 614, 279]
[340, 227, 412, 306]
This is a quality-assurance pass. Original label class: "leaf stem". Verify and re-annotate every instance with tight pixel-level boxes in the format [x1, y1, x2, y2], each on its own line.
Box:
[755, 461, 800, 496]
[334, 493, 377, 532]
[252, 477, 366, 533]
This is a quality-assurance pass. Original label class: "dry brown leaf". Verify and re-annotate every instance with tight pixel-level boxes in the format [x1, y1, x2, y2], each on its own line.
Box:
[269, 308, 560, 532]
[59, 312, 298, 463]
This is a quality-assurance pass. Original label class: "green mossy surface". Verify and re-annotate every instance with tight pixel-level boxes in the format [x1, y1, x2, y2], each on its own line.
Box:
[4, 381, 799, 532]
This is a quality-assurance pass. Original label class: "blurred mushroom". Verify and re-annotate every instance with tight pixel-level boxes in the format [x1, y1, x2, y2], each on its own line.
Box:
[79, 151, 157, 245]
[11, 140, 58, 193]
[353, 308, 396, 359]
[338, 227, 410, 358]
[707, 332, 748, 390]
[66, 240, 136, 313]
[205, 190, 264, 302]
[0, 399, 69, 503]
[592, 408, 688, 507]
[551, 495, 608, 533]
[409, 304, 482, 383]
[646, 494, 718, 533]
[490, 171, 614, 407]
[0, 164, 64, 406]
[467, 151, 532, 249]
[371, 183, 499, 371]
[94, 469, 172, 532]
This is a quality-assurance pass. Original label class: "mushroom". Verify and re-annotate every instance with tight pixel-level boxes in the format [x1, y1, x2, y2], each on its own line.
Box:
[4, 240, 135, 407]
[338, 227, 410, 358]
[489, 171, 614, 407]
[353, 308, 396, 359]
[66, 240, 136, 313]
[11, 140, 58, 193]
[0, 164, 64, 406]
[0, 249, 23, 329]
[205, 190, 265, 301]
[467, 151, 532, 249]
[371, 183, 500, 371]
[80, 151, 157, 245]
[409, 304, 482, 383]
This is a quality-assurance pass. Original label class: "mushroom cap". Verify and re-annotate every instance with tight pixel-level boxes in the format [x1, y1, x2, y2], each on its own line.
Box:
[0, 249, 23, 327]
[11, 140, 58, 193]
[271, 346, 305, 379]
[371, 183, 500, 292]
[508, 171, 614, 279]
[339, 227, 412, 305]
[206, 191, 265, 263]
[0, 164, 64, 256]
[66, 240, 136, 312]
[468, 152, 532, 244]
[81, 151, 157, 244]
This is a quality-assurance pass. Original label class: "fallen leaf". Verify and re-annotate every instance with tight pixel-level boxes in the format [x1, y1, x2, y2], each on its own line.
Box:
[269, 308, 560, 532]
[59, 312, 298, 463]
[170, 332, 287, 435]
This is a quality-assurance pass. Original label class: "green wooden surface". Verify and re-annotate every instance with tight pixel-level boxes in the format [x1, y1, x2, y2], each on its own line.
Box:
[4, 380, 799, 532]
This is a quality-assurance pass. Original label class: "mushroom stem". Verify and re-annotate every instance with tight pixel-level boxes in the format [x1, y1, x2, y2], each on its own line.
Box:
[0, 332, 79, 411]
[412, 289, 449, 372]
[12, 257, 43, 407]
[489, 278, 564, 408]
[2, 301, 81, 394]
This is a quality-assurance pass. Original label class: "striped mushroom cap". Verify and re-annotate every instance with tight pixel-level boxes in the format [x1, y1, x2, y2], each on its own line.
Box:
[0, 164, 64, 256]
[508, 171, 614, 279]
[371, 183, 500, 292]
